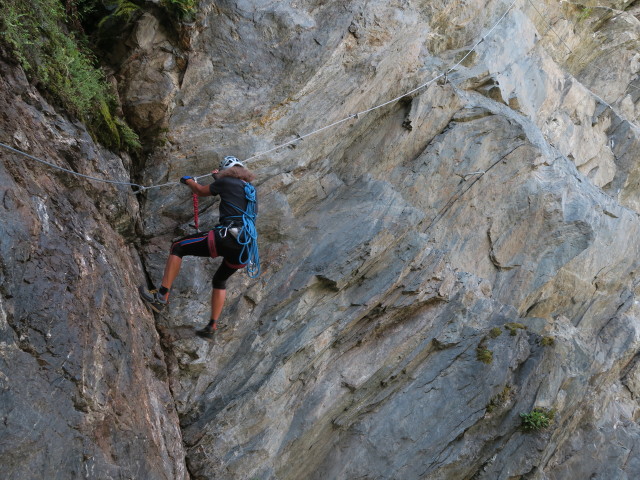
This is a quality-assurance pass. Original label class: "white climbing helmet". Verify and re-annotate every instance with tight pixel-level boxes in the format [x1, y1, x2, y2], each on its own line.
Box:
[220, 155, 244, 170]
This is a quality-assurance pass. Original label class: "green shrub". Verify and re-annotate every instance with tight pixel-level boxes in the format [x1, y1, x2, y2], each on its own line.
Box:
[95, 99, 122, 149]
[520, 407, 555, 431]
[2, 0, 103, 115]
[1, 5, 31, 67]
[0, 0, 140, 152]
[98, 0, 142, 28]
[115, 117, 142, 151]
[162, 0, 197, 21]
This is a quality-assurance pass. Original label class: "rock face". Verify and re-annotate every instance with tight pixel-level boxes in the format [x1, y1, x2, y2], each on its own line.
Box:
[2, 0, 640, 479]
[0, 63, 186, 478]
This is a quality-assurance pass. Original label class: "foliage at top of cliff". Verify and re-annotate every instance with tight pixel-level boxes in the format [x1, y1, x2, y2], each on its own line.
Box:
[0, 0, 141, 151]
[88, 0, 197, 29]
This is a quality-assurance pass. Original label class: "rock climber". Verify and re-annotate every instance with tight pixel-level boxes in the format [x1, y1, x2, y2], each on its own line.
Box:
[139, 155, 259, 339]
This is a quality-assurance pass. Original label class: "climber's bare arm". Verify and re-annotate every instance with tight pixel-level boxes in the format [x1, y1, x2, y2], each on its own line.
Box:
[183, 178, 212, 197]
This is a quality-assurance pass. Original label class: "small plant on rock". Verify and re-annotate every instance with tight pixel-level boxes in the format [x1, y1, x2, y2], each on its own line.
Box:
[486, 384, 512, 413]
[578, 6, 593, 22]
[489, 327, 502, 339]
[520, 407, 555, 431]
[504, 322, 527, 336]
[540, 336, 555, 347]
[476, 346, 493, 364]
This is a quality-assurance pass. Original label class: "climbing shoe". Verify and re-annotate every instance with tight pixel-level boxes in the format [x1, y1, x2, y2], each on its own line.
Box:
[138, 286, 168, 312]
[195, 320, 217, 340]
[195, 326, 215, 340]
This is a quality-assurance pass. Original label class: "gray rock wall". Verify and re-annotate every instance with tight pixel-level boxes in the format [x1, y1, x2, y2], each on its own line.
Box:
[1, 0, 640, 479]
[0, 62, 187, 479]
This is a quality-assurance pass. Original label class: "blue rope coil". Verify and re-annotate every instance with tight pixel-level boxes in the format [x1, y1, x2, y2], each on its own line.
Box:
[220, 183, 260, 278]
[237, 183, 260, 278]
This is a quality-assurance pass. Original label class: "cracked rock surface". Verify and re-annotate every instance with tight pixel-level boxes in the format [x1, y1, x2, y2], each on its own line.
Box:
[0, 61, 187, 479]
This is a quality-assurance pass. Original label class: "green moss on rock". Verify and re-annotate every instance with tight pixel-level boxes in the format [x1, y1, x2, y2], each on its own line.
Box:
[504, 322, 527, 336]
[0, 0, 140, 152]
[489, 327, 502, 338]
[476, 346, 493, 364]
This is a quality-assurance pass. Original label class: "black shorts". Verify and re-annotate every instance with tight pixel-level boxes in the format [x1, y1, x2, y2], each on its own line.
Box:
[170, 230, 246, 288]
[170, 231, 210, 258]
[170, 230, 244, 265]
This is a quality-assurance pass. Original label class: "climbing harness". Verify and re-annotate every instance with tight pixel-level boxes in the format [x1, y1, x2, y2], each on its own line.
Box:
[181, 174, 259, 276]
[215, 182, 260, 278]
[218, 226, 240, 239]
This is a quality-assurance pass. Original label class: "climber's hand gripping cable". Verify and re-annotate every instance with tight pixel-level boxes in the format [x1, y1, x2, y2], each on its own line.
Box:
[181, 175, 211, 197]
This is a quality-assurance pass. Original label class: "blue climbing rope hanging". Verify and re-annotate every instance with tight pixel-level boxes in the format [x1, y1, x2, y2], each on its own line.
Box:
[215, 182, 261, 278]
[237, 182, 260, 278]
